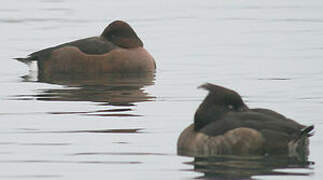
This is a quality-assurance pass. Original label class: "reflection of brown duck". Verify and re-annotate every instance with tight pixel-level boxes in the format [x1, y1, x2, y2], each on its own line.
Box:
[178, 83, 314, 158]
[15, 20, 156, 75]
[189, 156, 313, 179]
[21, 72, 155, 106]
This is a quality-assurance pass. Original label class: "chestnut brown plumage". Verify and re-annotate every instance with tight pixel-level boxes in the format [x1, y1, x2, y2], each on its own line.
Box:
[15, 20, 155, 75]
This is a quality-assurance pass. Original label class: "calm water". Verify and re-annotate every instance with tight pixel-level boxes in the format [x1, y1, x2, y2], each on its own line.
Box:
[1, 0, 323, 179]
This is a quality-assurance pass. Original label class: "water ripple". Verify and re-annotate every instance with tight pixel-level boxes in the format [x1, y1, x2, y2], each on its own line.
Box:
[0, 160, 141, 164]
[70, 152, 169, 156]
[0, 175, 62, 179]
[0, 18, 91, 24]
[7, 128, 144, 134]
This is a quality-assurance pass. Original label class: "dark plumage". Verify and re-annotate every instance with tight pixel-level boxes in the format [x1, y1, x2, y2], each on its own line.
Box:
[177, 83, 314, 157]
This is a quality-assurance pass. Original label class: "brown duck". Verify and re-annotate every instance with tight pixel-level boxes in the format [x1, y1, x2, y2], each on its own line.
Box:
[15, 20, 156, 75]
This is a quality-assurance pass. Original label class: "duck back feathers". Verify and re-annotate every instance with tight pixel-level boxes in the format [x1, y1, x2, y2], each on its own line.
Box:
[178, 83, 314, 157]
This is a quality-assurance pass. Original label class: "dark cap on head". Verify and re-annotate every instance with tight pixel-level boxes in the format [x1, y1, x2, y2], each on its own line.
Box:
[194, 83, 248, 131]
[198, 83, 247, 108]
[101, 20, 143, 48]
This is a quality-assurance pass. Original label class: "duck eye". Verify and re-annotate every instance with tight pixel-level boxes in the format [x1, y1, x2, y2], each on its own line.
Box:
[228, 105, 234, 110]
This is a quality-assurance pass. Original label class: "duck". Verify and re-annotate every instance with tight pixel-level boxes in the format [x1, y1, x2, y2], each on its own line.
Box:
[15, 20, 156, 75]
[177, 83, 314, 157]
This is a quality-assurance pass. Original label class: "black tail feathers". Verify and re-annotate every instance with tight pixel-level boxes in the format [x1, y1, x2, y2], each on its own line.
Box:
[13, 56, 33, 65]
[300, 125, 314, 138]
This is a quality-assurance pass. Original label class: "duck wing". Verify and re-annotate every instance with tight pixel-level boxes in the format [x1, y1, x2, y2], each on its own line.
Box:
[200, 111, 305, 140]
[15, 37, 118, 63]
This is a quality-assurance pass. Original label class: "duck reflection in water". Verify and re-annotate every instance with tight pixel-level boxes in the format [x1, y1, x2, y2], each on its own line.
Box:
[14, 20, 156, 115]
[18, 71, 155, 116]
[178, 83, 314, 179]
[186, 155, 313, 180]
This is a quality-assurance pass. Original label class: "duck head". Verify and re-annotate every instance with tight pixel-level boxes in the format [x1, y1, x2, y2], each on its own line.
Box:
[194, 83, 249, 131]
[101, 20, 143, 48]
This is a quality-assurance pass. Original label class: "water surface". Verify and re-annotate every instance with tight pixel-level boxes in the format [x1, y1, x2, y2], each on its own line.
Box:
[1, 0, 323, 179]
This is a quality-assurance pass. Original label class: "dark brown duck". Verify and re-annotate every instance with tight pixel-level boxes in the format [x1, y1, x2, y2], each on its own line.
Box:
[15, 20, 156, 75]
[177, 83, 314, 157]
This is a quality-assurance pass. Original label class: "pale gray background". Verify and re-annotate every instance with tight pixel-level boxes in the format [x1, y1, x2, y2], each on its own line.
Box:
[0, 0, 322, 179]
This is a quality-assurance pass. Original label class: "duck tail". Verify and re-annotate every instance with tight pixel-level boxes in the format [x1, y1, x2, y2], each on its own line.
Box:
[13, 56, 34, 65]
[300, 125, 314, 138]
[288, 125, 314, 160]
